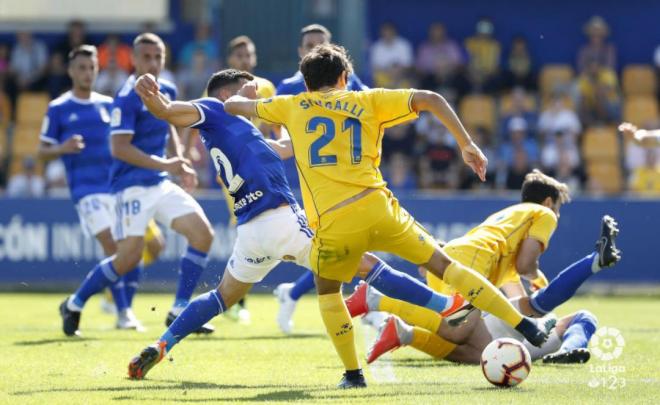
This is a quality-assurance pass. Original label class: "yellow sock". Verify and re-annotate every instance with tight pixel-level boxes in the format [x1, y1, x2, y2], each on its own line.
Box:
[378, 295, 442, 333]
[409, 327, 457, 359]
[142, 249, 155, 267]
[443, 262, 523, 328]
[318, 292, 360, 370]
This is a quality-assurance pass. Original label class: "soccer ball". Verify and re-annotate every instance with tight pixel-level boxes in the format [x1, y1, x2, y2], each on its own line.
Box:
[480, 338, 532, 387]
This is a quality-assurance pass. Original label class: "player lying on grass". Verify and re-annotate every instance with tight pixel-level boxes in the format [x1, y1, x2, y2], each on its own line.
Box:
[347, 172, 620, 364]
[619, 122, 660, 147]
[225, 44, 550, 388]
[38, 44, 164, 331]
[126, 69, 490, 384]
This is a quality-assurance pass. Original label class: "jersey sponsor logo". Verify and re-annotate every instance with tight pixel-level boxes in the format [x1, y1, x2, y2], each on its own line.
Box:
[233, 190, 264, 211]
[68, 113, 79, 122]
[245, 255, 271, 264]
[110, 107, 121, 127]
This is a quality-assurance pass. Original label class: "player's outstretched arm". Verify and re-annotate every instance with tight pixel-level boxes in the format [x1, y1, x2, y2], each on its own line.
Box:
[411, 90, 487, 181]
[516, 238, 544, 279]
[619, 122, 660, 147]
[266, 137, 294, 160]
[134, 73, 202, 128]
[224, 81, 259, 118]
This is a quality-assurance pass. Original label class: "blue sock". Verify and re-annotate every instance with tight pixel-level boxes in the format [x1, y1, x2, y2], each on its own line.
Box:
[530, 253, 597, 314]
[160, 290, 225, 352]
[365, 259, 451, 313]
[174, 247, 208, 309]
[559, 310, 598, 352]
[123, 265, 143, 307]
[109, 279, 129, 312]
[73, 257, 119, 308]
[289, 271, 315, 301]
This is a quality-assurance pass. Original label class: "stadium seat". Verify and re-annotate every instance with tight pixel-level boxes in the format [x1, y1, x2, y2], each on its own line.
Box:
[499, 93, 537, 115]
[587, 161, 623, 194]
[16, 92, 50, 126]
[11, 124, 41, 156]
[459, 95, 496, 133]
[623, 96, 658, 126]
[539, 64, 574, 97]
[582, 126, 620, 161]
[622, 65, 657, 97]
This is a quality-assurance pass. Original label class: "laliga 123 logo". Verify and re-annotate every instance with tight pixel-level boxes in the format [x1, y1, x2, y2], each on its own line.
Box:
[590, 327, 625, 361]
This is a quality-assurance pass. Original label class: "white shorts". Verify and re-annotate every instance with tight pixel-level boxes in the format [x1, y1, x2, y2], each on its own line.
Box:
[227, 205, 313, 284]
[76, 193, 116, 237]
[483, 313, 562, 360]
[112, 180, 205, 240]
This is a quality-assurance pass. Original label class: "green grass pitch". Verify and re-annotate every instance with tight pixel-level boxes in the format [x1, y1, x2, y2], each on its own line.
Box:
[0, 293, 659, 404]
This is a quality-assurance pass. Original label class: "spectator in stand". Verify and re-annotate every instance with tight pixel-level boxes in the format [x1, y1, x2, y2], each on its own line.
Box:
[370, 22, 414, 88]
[538, 92, 581, 142]
[55, 20, 89, 61]
[98, 34, 132, 72]
[95, 58, 128, 96]
[499, 86, 537, 141]
[503, 36, 536, 91]
[553, 148, 584, 192]
[577, 16, 616, 73]
[575, 57, 621, 125]
[383, 153, 417, 192]
[178, 23, 219, 69]
[177, 49, 215, 100]
[417, 118, 460, 189]
[46, 53, 70, 99]
[498, 116, 539, 166]
[382, 123, 416, 162]
[415, 23, 468, 96]
[505, 148, 531, 190]
[6, 156, 45, 198]
[0, 42, 18, 121]
[10, 31, 49, 91]
[629, 148, 660, 195]
[44, 159, 69, 197]
[464, 17, 501, 93]
[540, 130, 580, 174]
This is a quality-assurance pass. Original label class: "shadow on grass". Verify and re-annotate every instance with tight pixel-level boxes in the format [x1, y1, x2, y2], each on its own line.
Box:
[189, 333, 326, 342]
[13, 337, 99, 346]
[386, 358, 455, 368]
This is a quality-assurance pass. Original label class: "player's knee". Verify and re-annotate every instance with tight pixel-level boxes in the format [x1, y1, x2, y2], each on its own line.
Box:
[424, 249, 452, 279]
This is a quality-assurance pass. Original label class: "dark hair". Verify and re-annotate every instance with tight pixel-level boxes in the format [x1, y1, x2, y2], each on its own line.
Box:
[227, 35, 254, 55]
[206, 69, 254, 95]
[68, 44, 97, 62]
[300, 24, 332, 42]
[300, 44, 353, 91]
[521, 169, 570, 204]
[133, 32, 164, 49]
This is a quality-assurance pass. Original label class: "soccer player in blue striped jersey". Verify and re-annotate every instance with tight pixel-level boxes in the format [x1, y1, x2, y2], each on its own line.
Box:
[39, 45, 145, 331]
[273, 24, 368, 334]
[58, 34, 215, 337]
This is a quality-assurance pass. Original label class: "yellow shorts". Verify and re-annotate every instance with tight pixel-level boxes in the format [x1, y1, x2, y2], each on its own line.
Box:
[310, 189, 438, 283]
[144, 219, 162, 243]
[426, 238, 497, 294]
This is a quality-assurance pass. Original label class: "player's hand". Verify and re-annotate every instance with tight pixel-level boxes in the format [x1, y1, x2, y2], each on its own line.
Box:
[180, 165, 199, 192]
[134, 73, 160, 99]
[461, 142, 488, 182]
[238, 81, 258, 100]
[60, 134, 85, 154]
[162, 157, 190, 176]
[618, 122, 643, 144]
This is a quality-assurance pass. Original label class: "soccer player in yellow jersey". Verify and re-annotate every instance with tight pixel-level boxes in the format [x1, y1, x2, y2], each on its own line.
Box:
[225, 44, 549, 388]
[352, 170, 620, 365]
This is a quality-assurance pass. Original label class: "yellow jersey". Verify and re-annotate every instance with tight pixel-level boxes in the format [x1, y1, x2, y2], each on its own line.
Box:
[251, 75, 276, 131]
[451, 202, 558, 286]
[255, 88, 417, 227]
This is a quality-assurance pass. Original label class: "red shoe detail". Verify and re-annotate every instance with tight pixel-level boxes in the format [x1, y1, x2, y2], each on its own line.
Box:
[367, 317, 402, 364]
[345, 283, 369, 318]
[440, 293, 466, 317]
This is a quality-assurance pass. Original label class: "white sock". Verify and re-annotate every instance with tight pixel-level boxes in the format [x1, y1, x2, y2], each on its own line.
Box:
[394, 316, 414, 345]
[67, 295, 83, 312]
[591, 253, 602, 273]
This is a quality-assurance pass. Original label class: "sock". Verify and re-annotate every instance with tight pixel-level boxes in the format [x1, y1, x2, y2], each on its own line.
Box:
[443, 261, 523, 328]
[122, 265, 143, 307]
[530, 253, 598, 314]
[366, 259, 453, 313]
[290, 271, 315, 300]
[70, 257, 119, 310]
[160, 290, 225, 352]
[109, 279, 129, 312]
[174, 246, 209, 310]
[559, 310, 598, 353]
[318, 292, 359, 371]
[377, 294, 442, 333]
[409, 327, 457, 359]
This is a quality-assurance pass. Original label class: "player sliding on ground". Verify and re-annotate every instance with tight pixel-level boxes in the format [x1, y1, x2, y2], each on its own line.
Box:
[224, 44, 550, 388]
[348, 171, 621, 365]
[126, 69, 482, 383]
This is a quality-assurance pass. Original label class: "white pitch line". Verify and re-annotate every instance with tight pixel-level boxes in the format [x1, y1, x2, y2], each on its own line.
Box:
[360, 313, 397, 383]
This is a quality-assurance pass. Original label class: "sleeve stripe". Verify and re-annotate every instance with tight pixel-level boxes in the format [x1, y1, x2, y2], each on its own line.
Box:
[190, 103, 206, 128]
[39, 135, 58, 144]
[110, 129, 135, 136]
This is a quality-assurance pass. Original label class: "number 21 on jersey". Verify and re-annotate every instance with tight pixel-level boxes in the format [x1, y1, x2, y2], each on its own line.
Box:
[307, 116, 362, 167]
